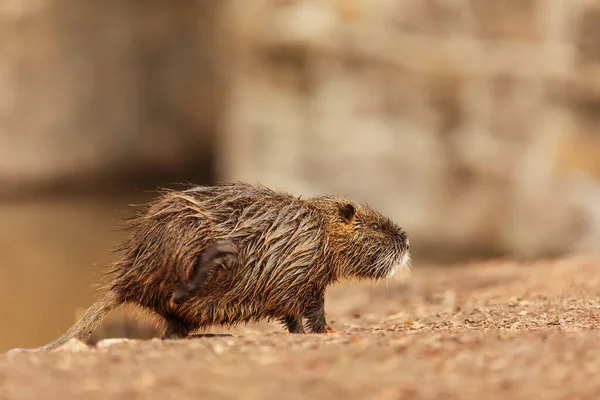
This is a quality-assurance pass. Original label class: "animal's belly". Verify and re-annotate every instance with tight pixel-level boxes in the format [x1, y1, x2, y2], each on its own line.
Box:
[186, 297, 285, 327]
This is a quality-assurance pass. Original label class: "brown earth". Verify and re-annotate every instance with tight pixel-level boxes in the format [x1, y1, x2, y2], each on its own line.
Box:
[2, 254, 600, 400]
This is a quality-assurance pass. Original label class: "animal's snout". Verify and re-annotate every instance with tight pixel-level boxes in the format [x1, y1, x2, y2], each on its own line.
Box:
[397, 230, 409, 250]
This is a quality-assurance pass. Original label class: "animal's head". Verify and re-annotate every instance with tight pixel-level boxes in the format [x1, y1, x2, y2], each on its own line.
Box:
[317, 196, 410, 280]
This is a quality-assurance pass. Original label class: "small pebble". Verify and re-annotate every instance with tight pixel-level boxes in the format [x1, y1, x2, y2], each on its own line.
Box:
[56, 338, 91, 353]
[96, 338, 134, 350]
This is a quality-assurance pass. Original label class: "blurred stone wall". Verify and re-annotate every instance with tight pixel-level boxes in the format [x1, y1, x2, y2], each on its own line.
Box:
[3, 0, 600, 261]
[0, 0, 220, 196]
[218, 0, 600, 261]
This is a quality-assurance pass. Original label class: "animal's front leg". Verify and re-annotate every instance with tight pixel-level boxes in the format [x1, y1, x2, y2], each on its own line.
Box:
[304, 294, 335, 334]
[281, 315, 306, 334]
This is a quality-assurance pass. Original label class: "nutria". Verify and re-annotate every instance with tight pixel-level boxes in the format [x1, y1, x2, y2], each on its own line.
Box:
[10, 182, 410, 352]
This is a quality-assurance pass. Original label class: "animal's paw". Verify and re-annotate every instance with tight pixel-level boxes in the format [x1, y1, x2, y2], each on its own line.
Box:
[171, 283, 192, 306]
[324, 325, 337, 334]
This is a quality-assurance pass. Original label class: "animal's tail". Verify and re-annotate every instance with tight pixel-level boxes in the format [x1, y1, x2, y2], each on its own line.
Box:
[9, 290, 120, 353]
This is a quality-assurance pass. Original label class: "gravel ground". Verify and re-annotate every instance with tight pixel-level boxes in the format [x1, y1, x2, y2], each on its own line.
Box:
[2, 257, 600, 400]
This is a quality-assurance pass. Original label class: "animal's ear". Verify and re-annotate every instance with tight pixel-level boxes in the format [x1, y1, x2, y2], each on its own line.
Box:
[340, 203, 356, 224]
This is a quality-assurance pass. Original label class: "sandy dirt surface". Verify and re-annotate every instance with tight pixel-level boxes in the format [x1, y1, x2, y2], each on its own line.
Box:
[2, 256, 600, 400]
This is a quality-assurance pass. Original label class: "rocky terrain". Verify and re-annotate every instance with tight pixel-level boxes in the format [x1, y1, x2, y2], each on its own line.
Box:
[3, 257, 600, 400]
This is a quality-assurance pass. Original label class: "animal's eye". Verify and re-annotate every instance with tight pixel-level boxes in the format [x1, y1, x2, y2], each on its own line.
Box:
[371, 223, 380, 230]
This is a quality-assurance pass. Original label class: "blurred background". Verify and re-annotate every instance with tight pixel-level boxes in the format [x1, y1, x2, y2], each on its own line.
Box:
[2, 0, 600, 352]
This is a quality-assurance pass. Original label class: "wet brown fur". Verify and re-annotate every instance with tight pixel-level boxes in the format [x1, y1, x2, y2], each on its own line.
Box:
[12, 182, 410, 352]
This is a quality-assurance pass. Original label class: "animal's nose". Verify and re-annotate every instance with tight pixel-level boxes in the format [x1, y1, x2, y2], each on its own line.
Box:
[398, 231, 409, 250]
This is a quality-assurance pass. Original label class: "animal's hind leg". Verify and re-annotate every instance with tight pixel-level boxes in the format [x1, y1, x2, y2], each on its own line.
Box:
[162, 314, 193, 340]
[171, 239, 237, 305]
